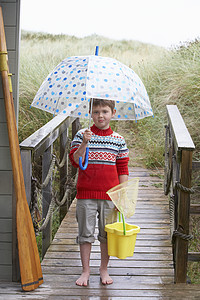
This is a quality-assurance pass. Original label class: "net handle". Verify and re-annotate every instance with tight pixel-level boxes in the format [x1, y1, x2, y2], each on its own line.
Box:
[118, 212, 126, 235]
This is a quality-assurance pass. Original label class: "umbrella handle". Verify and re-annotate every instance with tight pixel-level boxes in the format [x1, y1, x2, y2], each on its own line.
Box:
[79, 147, 89, 170]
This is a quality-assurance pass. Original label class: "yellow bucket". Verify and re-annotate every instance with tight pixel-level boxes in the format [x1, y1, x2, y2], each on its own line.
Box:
[105, 222, 140, 259]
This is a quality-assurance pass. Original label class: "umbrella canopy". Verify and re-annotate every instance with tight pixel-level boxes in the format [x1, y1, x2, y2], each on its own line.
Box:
[31, 55, 153, 121]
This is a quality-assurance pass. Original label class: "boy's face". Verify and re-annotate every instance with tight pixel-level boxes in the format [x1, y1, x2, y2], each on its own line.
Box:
[91, 105, 116, 130]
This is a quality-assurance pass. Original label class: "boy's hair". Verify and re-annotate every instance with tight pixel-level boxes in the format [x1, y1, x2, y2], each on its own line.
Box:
[89, 98, 115, 112]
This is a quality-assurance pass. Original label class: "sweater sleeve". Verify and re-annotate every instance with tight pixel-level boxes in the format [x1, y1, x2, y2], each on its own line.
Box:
[116, 137, 129, 175]
[69, 147, 79, 168]
[116, 157, 129, 175]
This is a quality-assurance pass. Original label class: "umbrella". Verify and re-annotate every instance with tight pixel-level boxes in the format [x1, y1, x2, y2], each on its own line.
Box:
[31, 47, 153, 169]
[31, 53, 153, 121]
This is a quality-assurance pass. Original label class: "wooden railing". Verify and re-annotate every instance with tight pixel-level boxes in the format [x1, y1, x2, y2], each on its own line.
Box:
[164, 104, 200, 283]
[20, 114, 80, 258]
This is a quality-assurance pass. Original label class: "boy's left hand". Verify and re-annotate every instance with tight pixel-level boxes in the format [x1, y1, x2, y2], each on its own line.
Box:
[83, 129, 92, 144]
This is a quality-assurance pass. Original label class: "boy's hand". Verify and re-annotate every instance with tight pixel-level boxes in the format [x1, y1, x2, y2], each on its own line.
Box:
[83, 129, 92, 144]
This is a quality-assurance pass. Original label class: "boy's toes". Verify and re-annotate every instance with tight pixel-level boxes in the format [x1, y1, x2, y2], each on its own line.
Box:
[100, 269, 113, 285]
[76, 272, 90, 286]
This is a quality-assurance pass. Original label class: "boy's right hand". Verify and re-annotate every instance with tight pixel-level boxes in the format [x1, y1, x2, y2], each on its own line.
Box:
[83, 129, 92, 144]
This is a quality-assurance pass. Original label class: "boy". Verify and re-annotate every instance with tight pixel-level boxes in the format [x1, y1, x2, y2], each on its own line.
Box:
[69, 99, 129, 286]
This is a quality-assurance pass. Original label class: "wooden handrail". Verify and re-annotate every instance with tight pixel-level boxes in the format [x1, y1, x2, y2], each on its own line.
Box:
[165, 105, 195, 284]
[166, 105, 195, 152]
[20, 114, 76, 159]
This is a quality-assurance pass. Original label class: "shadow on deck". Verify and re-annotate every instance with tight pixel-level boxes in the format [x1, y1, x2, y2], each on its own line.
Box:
[1, 167, 200, 299]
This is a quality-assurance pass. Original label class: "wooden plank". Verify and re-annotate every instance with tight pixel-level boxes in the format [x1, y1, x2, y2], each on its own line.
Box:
[55, 232, 171, 244]
[57, 228, 170, 236]
[190, 204, 200, 215]
[192, 160, 200, 170]
[59, 129, 68, 220]
[0, 3, 16, 26]
[0, 232, 12, 242]
[42, 257, 173, 268]
[42, 145, 53, 258]
[0, 171, 12, 194]
[2, 281, 200, 291]
[20, 149, 32, 205]
[4, 27, 16, 50]
[0, 123, 9, 146]
[175, 150, 193, 283]
[166, 105, 195, 151]
[0, 195, 12, 218]
[44, 251, 173, 261]
[0, 99, 6, 121]
[0, 242, 12, 264]
[0, 265, 12, 280]
[188, 252, 200, 262]
[0, 147, 11, 169]
[42, 265, 174, 277]
[0, 219, 12, 233]
[43, 274, 173, 286]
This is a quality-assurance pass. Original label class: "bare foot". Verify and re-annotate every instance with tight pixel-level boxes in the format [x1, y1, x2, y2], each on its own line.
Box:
[76, 271, 90, 286]
[100, 268, 113, 285]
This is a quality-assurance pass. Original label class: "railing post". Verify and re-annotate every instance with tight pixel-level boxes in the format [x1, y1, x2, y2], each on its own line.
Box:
[20, 149, 32, 206]
[59, 129, 68, 221]
[42, 145, 53, 258]
[71, 118, 81, 194]
[175, 150, 193, 283]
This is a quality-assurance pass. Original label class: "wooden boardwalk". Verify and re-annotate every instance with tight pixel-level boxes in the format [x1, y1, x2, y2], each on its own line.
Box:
[1, 167, 200, 299]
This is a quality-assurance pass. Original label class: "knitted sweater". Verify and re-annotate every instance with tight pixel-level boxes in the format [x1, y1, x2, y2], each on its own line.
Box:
[69, 124, 129, 200]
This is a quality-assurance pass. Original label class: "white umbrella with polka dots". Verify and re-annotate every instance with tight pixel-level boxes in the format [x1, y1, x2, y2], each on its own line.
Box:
[31, 55, 153, 121]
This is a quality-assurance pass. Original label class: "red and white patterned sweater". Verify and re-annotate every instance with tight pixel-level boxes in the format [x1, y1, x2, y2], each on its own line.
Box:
[69, 124, 129, 200]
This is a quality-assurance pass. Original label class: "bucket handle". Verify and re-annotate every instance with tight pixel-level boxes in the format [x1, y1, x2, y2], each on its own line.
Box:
[118, 212, 126, 235]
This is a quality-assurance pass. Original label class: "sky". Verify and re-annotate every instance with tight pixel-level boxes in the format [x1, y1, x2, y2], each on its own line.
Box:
[20, 0, 200, 49]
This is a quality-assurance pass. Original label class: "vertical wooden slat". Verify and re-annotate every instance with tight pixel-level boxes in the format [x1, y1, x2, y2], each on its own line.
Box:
[20, 149, 32, 206]
[59, 129, 68, 221]
[71, 118, 81, 180]
[175, 150, 193, 283]
[72, 118, 81, 140]
[42, 145, 53, 258]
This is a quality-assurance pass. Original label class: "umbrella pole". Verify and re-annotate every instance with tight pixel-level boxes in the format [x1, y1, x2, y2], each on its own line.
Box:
[88, 97, 93, 129]
[88, 45, 98, 129]
[79, 46, 99, 170]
